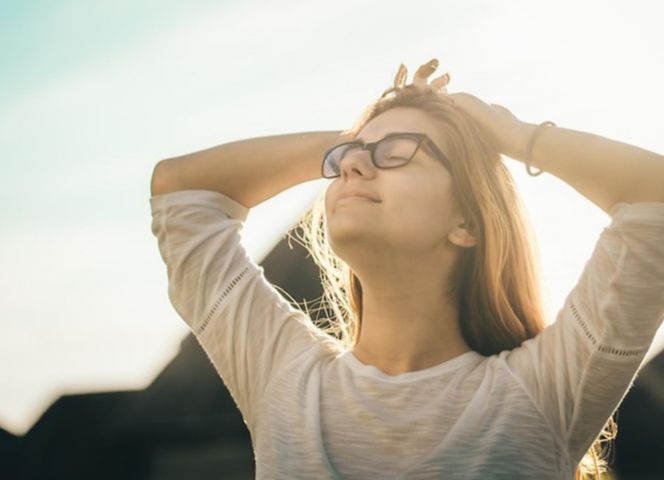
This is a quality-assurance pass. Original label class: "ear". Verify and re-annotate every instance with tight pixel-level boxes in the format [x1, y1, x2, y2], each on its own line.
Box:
[448, 220, 477, 248]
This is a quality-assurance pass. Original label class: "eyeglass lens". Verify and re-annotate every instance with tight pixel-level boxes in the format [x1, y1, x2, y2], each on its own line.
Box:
[323, 136, 420, 178]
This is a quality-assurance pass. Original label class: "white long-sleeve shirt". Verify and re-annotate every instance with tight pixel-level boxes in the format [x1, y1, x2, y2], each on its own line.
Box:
[150, 189, 664, 479]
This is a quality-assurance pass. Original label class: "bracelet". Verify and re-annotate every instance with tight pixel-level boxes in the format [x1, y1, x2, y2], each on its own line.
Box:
[525, 121, 556, 177]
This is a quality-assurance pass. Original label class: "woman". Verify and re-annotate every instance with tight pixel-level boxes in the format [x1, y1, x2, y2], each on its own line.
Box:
[150, 59, 664, 479]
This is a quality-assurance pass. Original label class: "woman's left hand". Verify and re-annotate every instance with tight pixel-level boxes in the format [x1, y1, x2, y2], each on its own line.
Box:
[403, 58, 532, 160]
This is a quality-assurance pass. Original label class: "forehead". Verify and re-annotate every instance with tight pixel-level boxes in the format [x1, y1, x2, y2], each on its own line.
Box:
[355, 107, 444, 145]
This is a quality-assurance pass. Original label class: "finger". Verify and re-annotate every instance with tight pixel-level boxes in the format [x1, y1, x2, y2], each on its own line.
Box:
[394, 63, 408, 89]
[414, 58, 438, 87]
[430, 72, 451, 92]
[414, 59, 438, 79]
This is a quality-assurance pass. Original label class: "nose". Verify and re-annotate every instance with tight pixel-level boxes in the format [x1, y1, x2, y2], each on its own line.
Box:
[339, 147, 376, 180]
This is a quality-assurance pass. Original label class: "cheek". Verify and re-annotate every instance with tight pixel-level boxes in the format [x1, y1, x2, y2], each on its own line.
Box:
[388, 186, 450, 239]
[390, 177, 441, 213]
[324, 186, 334, 216]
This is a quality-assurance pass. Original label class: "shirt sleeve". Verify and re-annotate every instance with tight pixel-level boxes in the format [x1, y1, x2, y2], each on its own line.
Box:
[504, 201, 664, 464]
[150, 189, 331, 428]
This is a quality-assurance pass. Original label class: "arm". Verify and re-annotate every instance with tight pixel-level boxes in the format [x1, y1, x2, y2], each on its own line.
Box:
[149, 129, 353, 426]
[431, 86, 664, 215]
[406, 59, 664, 214]
[150, 130, 353, 207]
[514, 122, 664, 215]
[151, 190, 339, 428]
[505, 200, 664, 463]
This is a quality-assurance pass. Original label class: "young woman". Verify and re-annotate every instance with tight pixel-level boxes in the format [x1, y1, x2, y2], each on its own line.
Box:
[150, 59, 664, 479]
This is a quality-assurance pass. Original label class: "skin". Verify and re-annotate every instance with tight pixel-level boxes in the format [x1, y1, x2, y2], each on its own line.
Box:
[324, 106, 478, 376]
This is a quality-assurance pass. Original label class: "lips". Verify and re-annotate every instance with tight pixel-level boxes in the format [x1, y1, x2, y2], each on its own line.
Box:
[337, 190, 380, 203]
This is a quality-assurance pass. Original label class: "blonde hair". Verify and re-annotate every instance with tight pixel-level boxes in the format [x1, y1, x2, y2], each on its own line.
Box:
[290, 82, 617, 478]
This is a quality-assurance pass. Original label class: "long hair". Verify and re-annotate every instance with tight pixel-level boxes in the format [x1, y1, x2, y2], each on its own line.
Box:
[290, 81, 617, 479]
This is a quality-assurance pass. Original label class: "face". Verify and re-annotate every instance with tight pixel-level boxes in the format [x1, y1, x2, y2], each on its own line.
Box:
[325, 107, 474, 264]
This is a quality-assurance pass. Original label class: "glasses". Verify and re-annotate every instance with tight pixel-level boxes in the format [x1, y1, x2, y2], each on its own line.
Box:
[321, 132, 452, 179]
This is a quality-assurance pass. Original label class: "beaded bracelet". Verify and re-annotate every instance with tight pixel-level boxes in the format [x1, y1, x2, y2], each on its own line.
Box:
[525, 121, 556, 177]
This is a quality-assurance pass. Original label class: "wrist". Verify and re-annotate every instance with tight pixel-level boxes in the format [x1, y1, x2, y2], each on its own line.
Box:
[508, 122, 538, 162]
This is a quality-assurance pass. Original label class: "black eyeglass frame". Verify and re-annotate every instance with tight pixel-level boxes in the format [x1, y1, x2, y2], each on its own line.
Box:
[321, 132, 453, 179]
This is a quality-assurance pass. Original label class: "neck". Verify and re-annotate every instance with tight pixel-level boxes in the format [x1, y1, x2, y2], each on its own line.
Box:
[351, 285, 471, 376]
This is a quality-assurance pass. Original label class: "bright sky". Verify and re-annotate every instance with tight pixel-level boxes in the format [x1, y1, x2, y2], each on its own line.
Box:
[1, 0, 663, 435]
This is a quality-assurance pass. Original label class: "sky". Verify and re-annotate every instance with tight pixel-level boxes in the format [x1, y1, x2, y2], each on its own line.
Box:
[1, 0, 663, 435]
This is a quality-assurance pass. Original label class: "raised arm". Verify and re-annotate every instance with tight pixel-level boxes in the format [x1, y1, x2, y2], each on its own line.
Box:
[150, 130, 353, 207]
[149, 129, 354, 427]
[408, 57, 664, 214]
[441, 91, 664, 215]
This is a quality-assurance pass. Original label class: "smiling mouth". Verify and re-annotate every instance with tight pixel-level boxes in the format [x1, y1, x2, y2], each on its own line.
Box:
[337, 196, 377, 203]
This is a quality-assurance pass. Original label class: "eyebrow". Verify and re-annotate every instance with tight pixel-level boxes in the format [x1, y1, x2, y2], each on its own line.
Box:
[353, 131, 420, 144]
